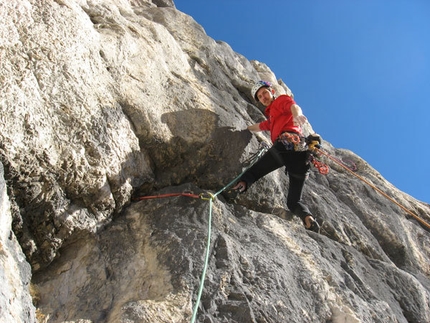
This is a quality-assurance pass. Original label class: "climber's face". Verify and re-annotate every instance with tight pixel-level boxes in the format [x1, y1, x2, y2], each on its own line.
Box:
[256, 87, 274, 106]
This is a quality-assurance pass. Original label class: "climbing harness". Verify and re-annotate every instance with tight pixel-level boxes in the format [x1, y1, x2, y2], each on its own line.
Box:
[134, 142, 269, 323]
[277, 132, 330, 174]
[278, 132, 307, 151]
[278, 133, 330, 174]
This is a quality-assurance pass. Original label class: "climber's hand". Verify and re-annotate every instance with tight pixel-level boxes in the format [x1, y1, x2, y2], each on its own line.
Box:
[232, 181, 247, 193]
[293, 115, 307, 126]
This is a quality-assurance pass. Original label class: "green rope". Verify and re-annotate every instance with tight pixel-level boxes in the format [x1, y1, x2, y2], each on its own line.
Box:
[190, 197, 214, 323]
[190, 144, 269, 323]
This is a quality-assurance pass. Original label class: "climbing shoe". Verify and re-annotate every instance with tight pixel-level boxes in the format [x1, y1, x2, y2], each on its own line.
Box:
[304, 216, 321, 233]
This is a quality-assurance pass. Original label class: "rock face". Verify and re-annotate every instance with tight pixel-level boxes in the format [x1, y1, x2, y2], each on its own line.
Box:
[1, 0, 429, 322]
[0, 163, 36, 322]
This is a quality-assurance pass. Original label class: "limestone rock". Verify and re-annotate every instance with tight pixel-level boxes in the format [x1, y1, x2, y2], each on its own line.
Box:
[0, 162, 36, 323]
[0, 0, 429, 322]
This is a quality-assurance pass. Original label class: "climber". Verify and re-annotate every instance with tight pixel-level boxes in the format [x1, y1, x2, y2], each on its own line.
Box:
[227, 80, 321, 232]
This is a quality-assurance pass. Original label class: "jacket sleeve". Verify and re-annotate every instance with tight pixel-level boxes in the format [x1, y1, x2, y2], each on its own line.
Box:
[259, 120, 270, 131]
[282, 95, 296, 112]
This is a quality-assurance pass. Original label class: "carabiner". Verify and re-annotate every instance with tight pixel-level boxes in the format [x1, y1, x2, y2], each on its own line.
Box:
[199, 192, 215, 201]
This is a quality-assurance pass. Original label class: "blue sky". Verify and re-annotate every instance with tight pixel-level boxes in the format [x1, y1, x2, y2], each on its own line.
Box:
[174, 0, 430, 204]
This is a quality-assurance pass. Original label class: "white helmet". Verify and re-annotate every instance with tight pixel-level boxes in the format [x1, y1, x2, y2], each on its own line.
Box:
[251, 80, 272, 101]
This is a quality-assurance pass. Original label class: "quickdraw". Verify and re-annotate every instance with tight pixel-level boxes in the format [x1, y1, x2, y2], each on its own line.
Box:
[309, 153, 329, 175]
[307, 139, 356, 172]
[305, 138, 329, 174]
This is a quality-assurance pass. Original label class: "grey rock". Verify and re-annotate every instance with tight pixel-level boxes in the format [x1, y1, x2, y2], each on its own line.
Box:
[0, 0, 429, 322]
[0, 162, 36, 323]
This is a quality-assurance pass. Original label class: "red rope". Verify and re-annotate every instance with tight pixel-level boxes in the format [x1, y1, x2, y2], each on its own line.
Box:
[134, 192, 201, 201]
[316, 147, 430, 230]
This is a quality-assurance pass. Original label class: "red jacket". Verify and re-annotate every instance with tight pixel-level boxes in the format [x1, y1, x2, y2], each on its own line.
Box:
[259, 95, 302, 143]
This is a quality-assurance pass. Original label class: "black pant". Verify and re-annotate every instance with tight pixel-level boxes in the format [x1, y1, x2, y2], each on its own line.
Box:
[240, 141, 312, 221]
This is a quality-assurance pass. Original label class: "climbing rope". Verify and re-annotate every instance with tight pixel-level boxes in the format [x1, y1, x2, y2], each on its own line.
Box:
[134, 192, 201, 200]
[136, 137, 430, 323]
[134, 143, 269, 323]
[313, 146, 430, 230]
[189, 142, 268, 323]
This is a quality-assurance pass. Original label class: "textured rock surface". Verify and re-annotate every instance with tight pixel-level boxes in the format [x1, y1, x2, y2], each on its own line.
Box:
[1, 0, 429, 322]
[0, 163, 36, 322]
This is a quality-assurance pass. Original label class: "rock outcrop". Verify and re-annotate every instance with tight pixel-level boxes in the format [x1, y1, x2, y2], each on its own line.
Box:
[1, 0, 429, 322]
